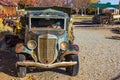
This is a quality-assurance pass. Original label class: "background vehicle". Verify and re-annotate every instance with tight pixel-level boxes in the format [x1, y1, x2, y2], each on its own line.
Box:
[92, 13, 114, 24]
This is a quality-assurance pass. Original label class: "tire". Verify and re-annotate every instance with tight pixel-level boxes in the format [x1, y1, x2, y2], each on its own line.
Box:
[17, 54, 26, 78]
[65, 54, 79, 76]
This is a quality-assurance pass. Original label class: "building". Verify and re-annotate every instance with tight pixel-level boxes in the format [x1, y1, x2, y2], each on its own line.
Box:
[0, 0, 17, 17]
[92, 2, 119, 15]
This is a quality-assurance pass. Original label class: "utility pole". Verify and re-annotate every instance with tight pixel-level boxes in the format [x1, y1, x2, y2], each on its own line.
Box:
[118, 0, 120, 15]
[97, 0, 100, 15]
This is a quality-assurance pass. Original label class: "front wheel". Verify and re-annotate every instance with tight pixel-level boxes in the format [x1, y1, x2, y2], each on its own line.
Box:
[65, 54, 79, 76]
[17, 54, 26, 78]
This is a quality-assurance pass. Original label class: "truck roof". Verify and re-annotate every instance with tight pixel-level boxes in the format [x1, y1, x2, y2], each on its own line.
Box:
[25, 6, 71, 17]
[26, 9, 69, 18]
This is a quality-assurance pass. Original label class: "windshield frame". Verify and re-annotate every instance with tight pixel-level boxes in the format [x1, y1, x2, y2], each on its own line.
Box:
[28, 16, 67, 31]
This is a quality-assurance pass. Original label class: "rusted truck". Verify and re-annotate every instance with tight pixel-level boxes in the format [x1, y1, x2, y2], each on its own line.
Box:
[11, 7, 80, 77]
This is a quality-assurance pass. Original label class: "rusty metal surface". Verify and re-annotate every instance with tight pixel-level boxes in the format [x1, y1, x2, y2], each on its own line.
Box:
[38, 38, 56, 64]
[17, 61, 77, 69]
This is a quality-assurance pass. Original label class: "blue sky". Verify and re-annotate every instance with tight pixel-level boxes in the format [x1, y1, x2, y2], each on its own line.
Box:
[100, 0, 119, 4]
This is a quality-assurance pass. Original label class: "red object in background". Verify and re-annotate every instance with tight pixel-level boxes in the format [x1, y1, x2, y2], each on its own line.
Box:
[0, 13, 4, 18]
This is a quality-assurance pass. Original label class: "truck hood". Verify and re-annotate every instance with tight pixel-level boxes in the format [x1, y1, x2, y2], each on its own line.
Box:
[29, 28, 68, 42]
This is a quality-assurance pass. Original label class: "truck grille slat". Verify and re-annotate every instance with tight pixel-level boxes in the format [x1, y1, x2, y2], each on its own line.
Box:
[38, 38, 56, 64]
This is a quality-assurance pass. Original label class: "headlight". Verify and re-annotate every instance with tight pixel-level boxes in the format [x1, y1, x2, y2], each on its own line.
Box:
[60, 41, 69, 50]
[27, 40, 37, 50]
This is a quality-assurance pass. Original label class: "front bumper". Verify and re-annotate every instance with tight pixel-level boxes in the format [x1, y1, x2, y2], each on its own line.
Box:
[16, 61, 77, 69]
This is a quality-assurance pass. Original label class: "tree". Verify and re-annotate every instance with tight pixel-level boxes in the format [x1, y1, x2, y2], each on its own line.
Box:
[18, 0, 35, 8]
[72, 0, 81, 14]
[34, 0, 71, 7]
[90, 0, 99, 3]
[71, 0, 99, 15]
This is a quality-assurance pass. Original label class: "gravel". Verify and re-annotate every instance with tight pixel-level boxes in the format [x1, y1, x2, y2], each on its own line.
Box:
[74, 27, 120, 80]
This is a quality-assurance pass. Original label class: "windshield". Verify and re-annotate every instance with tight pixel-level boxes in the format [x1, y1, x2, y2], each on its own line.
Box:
[31, 18, 64, 29]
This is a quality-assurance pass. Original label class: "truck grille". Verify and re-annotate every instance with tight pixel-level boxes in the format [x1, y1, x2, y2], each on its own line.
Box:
[38, 37, 56, 64]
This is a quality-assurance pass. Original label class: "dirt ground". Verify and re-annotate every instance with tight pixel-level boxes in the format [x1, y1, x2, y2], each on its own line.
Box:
[0, 25, 120, 80]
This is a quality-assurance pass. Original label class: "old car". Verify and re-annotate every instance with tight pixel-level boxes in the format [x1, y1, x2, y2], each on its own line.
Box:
[14, 7, 79, 77]
[92, 13, 114, 24]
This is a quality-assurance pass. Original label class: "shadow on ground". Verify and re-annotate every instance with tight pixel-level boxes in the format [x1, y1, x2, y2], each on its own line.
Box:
[73, 20, 102, 27]
[106, 36, 120, 40]
[28, 68, 68, 76]
[111, 74, 120, 80]
[0, 31, 18, 77]
[73, 20, 92, 25]
[73, 20, 120, 28]
[0, 50, 17, 77]
[111, 27, 120, 34]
